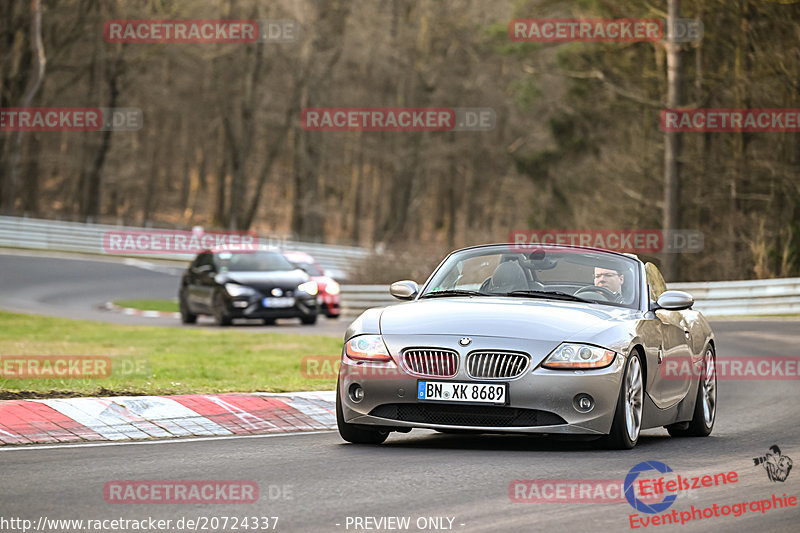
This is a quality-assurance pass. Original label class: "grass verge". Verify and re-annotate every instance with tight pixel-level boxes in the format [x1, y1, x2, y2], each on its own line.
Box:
[114, 299, 179, 313]
[0, 311, 340, 399]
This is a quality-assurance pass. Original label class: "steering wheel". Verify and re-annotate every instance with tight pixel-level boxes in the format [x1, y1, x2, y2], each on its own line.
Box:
[574, 285, 618, 302]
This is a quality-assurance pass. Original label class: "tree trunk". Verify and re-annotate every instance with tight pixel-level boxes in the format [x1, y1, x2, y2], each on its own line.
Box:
[3, 0, 45, 214]
[662, 0, 682, 280]
[84, 60, 120, 220]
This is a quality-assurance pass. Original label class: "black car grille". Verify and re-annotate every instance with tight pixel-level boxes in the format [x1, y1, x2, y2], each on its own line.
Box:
[466, 351, 530, 379]
[369, 403, 566, 427]
[249, 286, 296, 297]
[401, 349, 458, 377]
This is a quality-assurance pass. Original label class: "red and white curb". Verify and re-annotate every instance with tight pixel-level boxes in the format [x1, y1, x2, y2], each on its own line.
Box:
[102, 301, 180, 319]
[0, 391, 335, 445]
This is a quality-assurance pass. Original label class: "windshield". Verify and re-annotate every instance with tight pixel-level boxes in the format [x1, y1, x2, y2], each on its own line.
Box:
[289, 261, 323, 276]
[215, 251, 296, 272]
[422, 245, 640, 308]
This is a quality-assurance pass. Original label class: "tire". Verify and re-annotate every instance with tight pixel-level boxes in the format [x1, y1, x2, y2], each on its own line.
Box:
[667, 346, 716, 438]
[262, 318, 276, 325]
[213, 291, 232, 326]
[179, 293, 197, 324]
[601, 350, 644, 450]
[300, 313, 318, 325]
[336, 380, 389, 445]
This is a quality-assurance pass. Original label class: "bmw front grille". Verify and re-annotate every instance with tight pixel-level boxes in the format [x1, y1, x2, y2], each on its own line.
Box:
[466, 351, 530, 379]
[401, 349, 459, 377]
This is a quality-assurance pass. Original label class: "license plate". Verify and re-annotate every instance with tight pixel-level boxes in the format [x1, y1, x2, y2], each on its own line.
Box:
[262, 297, 295, 308]
[417, 381, 506, 405]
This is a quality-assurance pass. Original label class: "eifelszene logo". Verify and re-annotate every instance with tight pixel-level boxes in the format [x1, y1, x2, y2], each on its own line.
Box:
[625, 461, 678, 514]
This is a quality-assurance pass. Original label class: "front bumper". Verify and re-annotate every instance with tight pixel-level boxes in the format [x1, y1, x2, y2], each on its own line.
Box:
[338, 336, 627, 435]
[224, 294, 318, 319]
[320, 294, 340, 317]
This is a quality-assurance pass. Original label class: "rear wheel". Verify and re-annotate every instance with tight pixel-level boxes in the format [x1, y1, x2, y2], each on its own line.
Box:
[179, 293, 197, 324]
[601, 351, 643, 450]
[667, 346, 716, 437]
[336, 380, 389, 444]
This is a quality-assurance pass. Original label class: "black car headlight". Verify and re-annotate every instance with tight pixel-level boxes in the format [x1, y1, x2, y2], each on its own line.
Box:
[297, 281, 318, 296]
[225, 283, 256, 297]
[541, 343, 616, 369]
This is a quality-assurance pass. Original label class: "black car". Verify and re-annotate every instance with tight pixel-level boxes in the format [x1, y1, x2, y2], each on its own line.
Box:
[179, 249, 319, 326]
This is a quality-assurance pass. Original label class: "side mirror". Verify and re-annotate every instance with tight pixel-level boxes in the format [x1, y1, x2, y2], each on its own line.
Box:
[390, 280, 419, 300]
[655, 290, 694, 311]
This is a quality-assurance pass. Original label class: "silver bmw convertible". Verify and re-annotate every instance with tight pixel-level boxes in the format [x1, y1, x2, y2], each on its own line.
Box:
[336, 243, 716, 449]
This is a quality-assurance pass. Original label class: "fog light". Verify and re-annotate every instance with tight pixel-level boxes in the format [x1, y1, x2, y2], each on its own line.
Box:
[232, 301, 249, 308]
[349, 384, 364, 403]
[573, 393, 594, 413]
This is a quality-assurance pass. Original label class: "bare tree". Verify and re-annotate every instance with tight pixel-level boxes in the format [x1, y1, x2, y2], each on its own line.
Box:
[3, 0, 45, 214]
[662, 0, 683, 280]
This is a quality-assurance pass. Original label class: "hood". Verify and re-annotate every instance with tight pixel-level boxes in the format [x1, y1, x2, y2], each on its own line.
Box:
[311, 275, 336, 287]
[379, 297, 635, 342]
[216, 269, 308, 290]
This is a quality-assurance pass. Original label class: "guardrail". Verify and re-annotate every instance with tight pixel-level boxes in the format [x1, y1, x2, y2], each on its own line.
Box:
[670, 278, 800, 317]
[0, 215, 370, 276]
[340, 278, 800, 318]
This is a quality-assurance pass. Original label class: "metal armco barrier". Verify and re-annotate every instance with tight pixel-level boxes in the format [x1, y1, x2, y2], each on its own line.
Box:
[340, 278, 800, 318]
[670, 278, 800, 317]
[0, 215, 369, 275]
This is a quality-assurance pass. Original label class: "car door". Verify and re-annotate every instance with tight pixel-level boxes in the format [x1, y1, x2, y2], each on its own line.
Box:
[188, 252, 216, 312]
[183, 255, 202, 308]
[645, 263, 693, 407]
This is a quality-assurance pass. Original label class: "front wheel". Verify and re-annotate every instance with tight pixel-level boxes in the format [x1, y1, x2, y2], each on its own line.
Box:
[601, 351, 644, 450]
[336, 380, 389, 444]
[667, 346, 716, 438]
[300, 313, 318, 325]
[179, 293, 197, 324]
[213, 291, 232, 326]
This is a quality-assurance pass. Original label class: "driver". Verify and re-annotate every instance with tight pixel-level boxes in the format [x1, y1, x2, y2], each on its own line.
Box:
[593, 267, 625, 303]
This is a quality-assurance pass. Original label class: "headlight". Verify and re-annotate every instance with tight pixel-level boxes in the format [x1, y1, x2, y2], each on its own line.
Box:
[298, 281, 318, 296]
[345, 335, 392, 362]
[541, 343, 616, 369]
[325, 281, 341, 295]
[225, 283, 255, 297]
